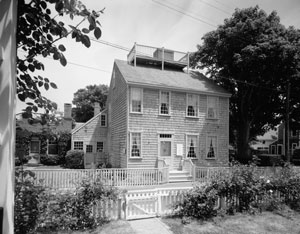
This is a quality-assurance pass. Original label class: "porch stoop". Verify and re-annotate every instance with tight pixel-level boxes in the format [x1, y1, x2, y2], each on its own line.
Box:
[169, 170, 193, 183]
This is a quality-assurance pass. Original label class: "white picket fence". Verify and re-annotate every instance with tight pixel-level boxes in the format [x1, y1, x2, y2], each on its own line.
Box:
[92, 187, 192, 220]
[32, 167, 169, 189]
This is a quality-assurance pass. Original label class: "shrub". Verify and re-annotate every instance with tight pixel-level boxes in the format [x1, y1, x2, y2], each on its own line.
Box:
[40, 154, 60, 165]
[174, 186, 218, 219]
[36, 175, 119, 231]
[14, 168, 45, 234]
[65, 150, 84, 169]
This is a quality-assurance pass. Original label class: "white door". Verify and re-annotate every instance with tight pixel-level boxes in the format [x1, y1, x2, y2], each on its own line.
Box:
[158, 134, 173, 168]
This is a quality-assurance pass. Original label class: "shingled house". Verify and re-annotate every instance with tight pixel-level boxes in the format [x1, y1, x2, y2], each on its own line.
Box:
[72, 44, 231, 176]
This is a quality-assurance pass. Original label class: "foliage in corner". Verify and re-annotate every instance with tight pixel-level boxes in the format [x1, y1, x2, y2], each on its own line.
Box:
[17, 0, 104, 116]
[64, 149, 84, 168]
[14, 169, 45, 234]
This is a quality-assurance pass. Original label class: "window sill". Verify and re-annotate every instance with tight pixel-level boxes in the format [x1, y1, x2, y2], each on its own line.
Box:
[205, 157, 216, 160]
[129, 157, 142, 160]
[130, 112, 143, 115]
[206, 117, 219, 121]
[185, 115, 199, 119]
[159, 114, 171, 117]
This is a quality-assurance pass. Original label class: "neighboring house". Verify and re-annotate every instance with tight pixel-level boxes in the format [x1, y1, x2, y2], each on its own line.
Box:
[250, 129, 278, 154]
[16, 103, 74, 164]
[269, 121, 300, 156]
[71, 103, 108, 168]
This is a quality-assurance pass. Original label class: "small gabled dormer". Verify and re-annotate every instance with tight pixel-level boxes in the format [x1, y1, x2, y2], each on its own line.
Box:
[127, 43, 190, 72]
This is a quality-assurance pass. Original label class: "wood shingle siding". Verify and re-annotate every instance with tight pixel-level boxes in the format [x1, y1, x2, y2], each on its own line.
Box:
[107, 64, 128, 168]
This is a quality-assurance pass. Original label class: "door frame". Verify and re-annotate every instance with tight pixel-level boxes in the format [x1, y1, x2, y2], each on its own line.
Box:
[157, 133, 174, 169]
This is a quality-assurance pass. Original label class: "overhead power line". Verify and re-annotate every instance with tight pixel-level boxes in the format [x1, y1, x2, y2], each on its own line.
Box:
[151, 0, 216, 28]
[198, 0, 232, 15]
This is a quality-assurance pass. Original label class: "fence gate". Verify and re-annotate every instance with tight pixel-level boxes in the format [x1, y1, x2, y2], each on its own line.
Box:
[125, 190, 158, 220]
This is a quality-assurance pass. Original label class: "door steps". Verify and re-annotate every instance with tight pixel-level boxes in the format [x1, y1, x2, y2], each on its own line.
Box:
[169, 170, 192, 183]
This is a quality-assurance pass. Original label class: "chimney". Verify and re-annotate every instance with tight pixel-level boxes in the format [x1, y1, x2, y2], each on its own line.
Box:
[64, 103, 72, 119]
[94, 102, 100, 116]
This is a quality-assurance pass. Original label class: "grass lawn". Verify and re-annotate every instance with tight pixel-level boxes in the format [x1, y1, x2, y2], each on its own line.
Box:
[162, 210, 300, 234]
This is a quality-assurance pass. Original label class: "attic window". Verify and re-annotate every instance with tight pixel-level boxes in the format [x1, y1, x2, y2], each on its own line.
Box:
[100, 114, 106, 126]
[207, 96, 219, 119]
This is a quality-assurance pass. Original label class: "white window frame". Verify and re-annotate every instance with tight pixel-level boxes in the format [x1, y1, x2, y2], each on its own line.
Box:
[30, 138, 40, 154]
[277, 144, 283, 155]
[100, 114, 107, 127]
[186, 93, 199, 117]
[74, 141, 83, 150]
[186, 134, 199, 158]
[159, 91, 171, 115]
[207, 96, 219, 119]
[130, 87, 143, 113]
[130, 132, 142, 158]
[206, 135, 218, 159]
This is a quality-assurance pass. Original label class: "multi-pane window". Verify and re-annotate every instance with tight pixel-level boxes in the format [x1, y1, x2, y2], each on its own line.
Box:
[277, 144, 283, 155]
[130, 132, 141, 157]
[30, 138, 40, 153]
[48, 139, 58, 155]
[159, 134, 172, 157]
[186, 94, 198, 117]
[206, 136, 217, 159]
[160, 91, 170, 115]
[271, 145, 276, 154]
[86, 145, 93, 153]
[207, 96, 219, 119]
[100, 114, 106, 126]
[97, 142, 104, 152]
[186, 135, 198, 158]
[74, 141, 83, 150]
[130, 87, 142, 113]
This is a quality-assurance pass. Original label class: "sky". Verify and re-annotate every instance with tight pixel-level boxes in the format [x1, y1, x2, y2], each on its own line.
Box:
[17, 0, 300, 113]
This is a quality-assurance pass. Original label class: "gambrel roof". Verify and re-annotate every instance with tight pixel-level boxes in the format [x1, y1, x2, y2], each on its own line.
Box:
[115, 59, 231, 97]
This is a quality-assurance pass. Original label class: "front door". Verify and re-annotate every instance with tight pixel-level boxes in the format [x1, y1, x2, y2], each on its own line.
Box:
[158, 134, 173, 168]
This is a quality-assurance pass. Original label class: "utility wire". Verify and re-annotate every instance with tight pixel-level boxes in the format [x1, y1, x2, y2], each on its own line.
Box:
[152, 0, 216, 28]
[198, 0, 231, 15]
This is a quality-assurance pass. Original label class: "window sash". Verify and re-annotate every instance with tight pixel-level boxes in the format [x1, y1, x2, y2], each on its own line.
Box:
[48, 143, 58, 155]
[186, 135, 198, 158]
[160, 91, 170, 115]
[131, 88, 142, 113]
[207, 96, 218, 119]
[100, 114, 106, 126]
[130, 132, 141, 157]
[187, 94, 198, 117]
[97, 142, 104, 152]
[86, 145, 93, 153]
[74, 141, 83, 150]
[206, 136, 217, 159]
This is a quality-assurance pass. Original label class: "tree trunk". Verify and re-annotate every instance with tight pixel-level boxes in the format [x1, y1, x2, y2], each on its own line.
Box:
[236, 120, 252, 164]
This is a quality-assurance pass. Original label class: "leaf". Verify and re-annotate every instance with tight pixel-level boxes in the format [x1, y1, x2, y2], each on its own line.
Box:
[44, 78, 49, 83]
[89, 24, 95, 31]
[82, 28, 90, 34]
[94, 27, 101, 39]
[28, 64, 35, 72]
[32, 105, 38, 112]
[58, 44, 66, 52]
[47, 34, 53, 41]
[60, 54, 67, 66]
[38, 81, 43, 87]
[88, 15, 96, 28]
[53, 51, 60, 60]
[40, 1, 47, 9]
[44, 83, 49, 90]
[50, 82, 58, 89]
[55, 0, 64, 13]
[18, 94, 25, 102]
[81, 35, 91, 48]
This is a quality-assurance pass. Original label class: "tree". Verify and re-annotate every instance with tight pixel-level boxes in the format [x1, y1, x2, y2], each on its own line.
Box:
[191, 6, 300, 162]
[17, 0, 104, 118]
[72, 84, 108, 122]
